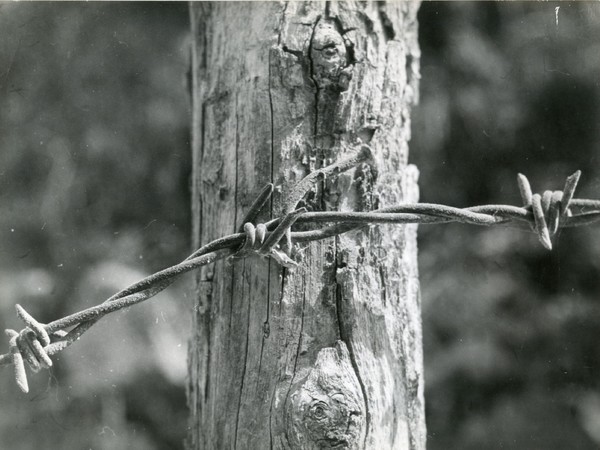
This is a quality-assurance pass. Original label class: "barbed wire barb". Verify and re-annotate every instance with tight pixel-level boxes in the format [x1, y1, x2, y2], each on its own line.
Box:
[2, 151, 600, 393]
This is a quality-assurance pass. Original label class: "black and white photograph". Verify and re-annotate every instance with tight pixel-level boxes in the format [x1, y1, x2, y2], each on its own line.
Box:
[1, 2, 600, 449]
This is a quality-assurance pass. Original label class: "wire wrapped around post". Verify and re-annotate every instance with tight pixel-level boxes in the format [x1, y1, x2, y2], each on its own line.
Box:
[2, 146, 600, 393]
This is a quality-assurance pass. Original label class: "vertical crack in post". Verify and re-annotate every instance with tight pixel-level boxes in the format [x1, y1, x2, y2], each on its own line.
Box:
[189, 6, 211, 438]
[267, 5, 283, 445]
[268, 382, 277, 450]
[335, 248, 371, 448]
[232, 91, 249, 449]
[204, 299, 211, 406]
[293, 280, 307, 380]
[234, 92, 240, 233]
[234, 260, 252, 449]
[229, 93, 240, 332]
[264, 42, 275, 375]
[377, 2, 396, 41]
[379, 265, 387, 307]
[277, 2, 289, 47]
[282, 277, 308, 445]
[308, 15, 322, 162]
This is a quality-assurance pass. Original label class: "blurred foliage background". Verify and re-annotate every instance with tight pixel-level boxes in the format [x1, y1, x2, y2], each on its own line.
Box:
[1, 2, 600, 449]
[0, 3, 191, 449]
[413, 2, 600, 449]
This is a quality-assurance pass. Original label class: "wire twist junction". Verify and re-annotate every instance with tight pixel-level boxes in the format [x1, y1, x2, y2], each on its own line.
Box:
[2, 147, 600, 393]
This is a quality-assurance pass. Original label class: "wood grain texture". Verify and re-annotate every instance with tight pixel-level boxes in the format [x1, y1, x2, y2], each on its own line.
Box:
[188, 2, 424, 448]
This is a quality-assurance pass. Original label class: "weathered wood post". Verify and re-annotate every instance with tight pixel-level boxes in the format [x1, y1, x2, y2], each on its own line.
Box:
[188, 2, 424, 448]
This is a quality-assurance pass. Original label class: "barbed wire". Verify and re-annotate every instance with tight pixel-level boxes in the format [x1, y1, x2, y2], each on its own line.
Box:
[2, 146, 600, 393]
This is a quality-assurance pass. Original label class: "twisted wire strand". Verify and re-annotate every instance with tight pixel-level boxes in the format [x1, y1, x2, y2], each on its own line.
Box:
[2, 150, 600, 392]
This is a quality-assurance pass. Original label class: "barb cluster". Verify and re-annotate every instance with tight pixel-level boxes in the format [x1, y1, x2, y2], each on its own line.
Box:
[516, 171, 577, 250]
[2, 147, 600, 393]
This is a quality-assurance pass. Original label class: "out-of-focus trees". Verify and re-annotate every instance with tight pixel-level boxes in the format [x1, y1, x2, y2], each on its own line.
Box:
[0, 3, 190, 449]
[413, 3, 600, 449]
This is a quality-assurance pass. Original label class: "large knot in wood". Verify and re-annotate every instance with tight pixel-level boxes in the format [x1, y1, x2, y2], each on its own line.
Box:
[310, 20, 352, 91]
[285, 341, 365, 449]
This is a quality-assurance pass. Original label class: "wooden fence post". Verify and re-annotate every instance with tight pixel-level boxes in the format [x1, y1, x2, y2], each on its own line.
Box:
[188, 2, 424, 448]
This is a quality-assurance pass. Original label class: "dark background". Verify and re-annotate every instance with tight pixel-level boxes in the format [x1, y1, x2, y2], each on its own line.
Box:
[413, 3, 600, 449]
[1, 2, 600, 449]
[0, 3, 191, 449]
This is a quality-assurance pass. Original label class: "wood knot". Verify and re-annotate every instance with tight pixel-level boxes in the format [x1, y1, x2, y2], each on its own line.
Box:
[310, 20, 353, 91]
[285, 341, 365, 449]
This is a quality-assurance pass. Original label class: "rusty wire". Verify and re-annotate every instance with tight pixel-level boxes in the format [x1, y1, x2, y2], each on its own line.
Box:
[2, 146, 600, 393]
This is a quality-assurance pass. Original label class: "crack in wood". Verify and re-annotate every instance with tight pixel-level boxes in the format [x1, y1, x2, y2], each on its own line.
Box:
[189, 2, 424, 447]
[377, 2, 396, 41]
[335, 272, 370, 449]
